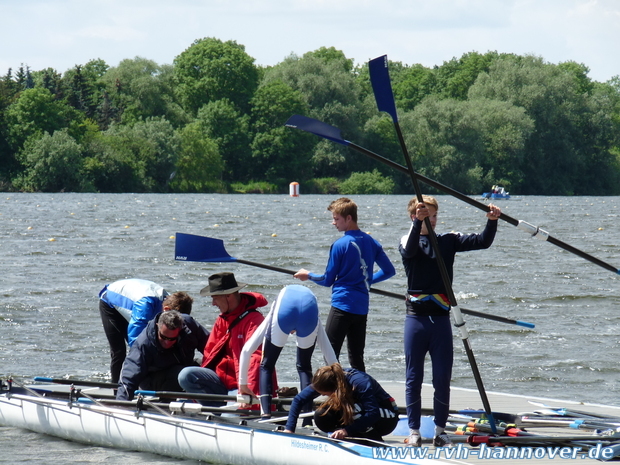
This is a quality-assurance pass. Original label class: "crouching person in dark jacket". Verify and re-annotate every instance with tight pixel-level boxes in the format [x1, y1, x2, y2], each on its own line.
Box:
[117, 310, 210, 400]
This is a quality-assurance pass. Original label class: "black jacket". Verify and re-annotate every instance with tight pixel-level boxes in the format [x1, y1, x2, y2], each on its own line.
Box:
[117, 312, 210, 400]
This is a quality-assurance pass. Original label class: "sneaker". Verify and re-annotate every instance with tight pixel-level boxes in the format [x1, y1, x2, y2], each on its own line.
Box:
[433, 432, 453, 447]
[407, 431, 422, 447]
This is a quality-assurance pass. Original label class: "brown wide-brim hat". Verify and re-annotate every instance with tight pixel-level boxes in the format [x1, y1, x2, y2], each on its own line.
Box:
[200, 272, 247, 296]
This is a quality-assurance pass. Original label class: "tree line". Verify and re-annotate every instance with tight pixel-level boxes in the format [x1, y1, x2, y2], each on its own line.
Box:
[1, 38, 619, 195]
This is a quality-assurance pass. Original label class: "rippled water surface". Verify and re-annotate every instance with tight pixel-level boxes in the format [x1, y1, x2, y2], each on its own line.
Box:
[1, 193, 619, 463]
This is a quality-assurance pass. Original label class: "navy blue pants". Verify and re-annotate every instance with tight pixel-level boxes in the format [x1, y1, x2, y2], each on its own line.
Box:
[404, 313, 453, 430]
[260, 337, 315, 417]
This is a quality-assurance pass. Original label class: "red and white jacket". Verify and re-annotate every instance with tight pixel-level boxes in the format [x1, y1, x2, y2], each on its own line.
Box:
[200, 292, 277, 395]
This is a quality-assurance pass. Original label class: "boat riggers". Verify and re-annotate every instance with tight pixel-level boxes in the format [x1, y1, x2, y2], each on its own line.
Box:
[174, 232, 535, 329]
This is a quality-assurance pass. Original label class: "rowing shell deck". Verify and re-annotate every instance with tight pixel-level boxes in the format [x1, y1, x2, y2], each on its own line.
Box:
[381, 381, 620, 464]
[2, 380, 620, 465]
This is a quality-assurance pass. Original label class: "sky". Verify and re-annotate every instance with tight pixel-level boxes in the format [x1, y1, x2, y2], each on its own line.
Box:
[1, 0, 619, 83]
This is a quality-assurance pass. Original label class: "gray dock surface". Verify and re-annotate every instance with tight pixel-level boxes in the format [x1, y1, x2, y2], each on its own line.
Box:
[379, 381, 620, 464]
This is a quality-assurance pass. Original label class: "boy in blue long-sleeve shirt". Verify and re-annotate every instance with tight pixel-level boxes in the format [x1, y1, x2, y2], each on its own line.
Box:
[294, 197, 395, 371]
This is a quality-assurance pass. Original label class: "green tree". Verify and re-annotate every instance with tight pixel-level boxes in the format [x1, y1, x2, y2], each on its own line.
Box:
[195, 99, 251, 182]
[263, 51, 364, 177]
[170, 122, 225, 192]
[5, 87, 81, 151]
[173, 37, 259, 115]
[13, 129, 84, 192]
[470, 55, 618, 194]
[434, 51, 503, 100]
[83, 117, 180, 192]
[102, 58, 186, 127]
[249, 80, 314, 184]
[339, 169, 395, 194]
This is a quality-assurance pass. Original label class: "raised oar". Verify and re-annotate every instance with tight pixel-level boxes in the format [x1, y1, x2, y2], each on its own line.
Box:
[368, 54, 496, 433]
[174, 232, 534, 328]
[33, 376, 118, 389]
[284, 114, 620, 276]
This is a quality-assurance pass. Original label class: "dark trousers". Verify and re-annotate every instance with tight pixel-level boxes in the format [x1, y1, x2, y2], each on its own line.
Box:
[314, 398, 399, 441]
[325, 306, 367, 371]
[99, 300, 128, 383]
[260, 337, 315, 419]
[404, 313, 453, 430]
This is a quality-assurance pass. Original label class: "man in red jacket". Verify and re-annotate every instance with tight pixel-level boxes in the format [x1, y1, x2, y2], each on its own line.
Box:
[178, 272, 276, 405]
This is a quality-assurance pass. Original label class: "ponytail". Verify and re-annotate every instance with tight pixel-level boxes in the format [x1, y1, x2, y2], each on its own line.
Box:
[312, 363, 354, 426]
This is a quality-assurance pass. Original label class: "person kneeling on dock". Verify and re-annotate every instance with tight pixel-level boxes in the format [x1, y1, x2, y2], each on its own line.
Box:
[116, 310, 210, 401]
[178, 272, 277, 407]
[284, 363, 399, 442]
[238, 284, 338, 419]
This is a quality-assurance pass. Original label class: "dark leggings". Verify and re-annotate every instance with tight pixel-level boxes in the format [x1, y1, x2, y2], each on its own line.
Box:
[325, 306, 367, 372]
[313, 398, 399, 441]
[99, 300, 128, 383]
[259, 337, 315, 417]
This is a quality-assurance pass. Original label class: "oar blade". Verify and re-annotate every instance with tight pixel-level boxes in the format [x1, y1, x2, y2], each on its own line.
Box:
[285, 114, 349, 146]
[369, 55, 399, 122]
[175, 233, 236, 263]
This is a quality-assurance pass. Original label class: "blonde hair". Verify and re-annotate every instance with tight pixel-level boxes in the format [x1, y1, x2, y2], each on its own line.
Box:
[312, 363, 355, 426]
[407, 195, 438, 218]
[328, 198, 358, 223]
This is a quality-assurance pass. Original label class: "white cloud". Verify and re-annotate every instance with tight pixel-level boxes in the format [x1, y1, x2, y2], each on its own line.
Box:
[0, 0, 617, 82]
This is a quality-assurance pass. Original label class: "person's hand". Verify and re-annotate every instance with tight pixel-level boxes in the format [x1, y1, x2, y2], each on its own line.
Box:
[486, 204, 502, 220]
[413, 202, 430, 222]
[330, 428, 348, 439]
[238, 384, 255, 398]
[294, 269, 310, 281]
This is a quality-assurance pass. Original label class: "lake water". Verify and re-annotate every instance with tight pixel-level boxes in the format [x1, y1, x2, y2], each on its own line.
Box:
[1, 193, 619, 463]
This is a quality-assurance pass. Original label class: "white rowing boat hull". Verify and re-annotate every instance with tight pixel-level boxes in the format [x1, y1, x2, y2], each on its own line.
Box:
[0, 391, 445, 465]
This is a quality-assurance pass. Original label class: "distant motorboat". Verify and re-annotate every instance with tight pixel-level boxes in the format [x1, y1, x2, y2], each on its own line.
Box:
[481, 185, 510, 200]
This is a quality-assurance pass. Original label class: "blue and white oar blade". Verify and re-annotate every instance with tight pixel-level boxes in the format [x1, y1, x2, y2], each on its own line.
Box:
[285, 115, 349, 146]
[369, 55, 398, 122]
[175, 233, 236, 263]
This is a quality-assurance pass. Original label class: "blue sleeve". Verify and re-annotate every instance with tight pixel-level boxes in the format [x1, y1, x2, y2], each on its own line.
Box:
[127, 297, 162, 346]
[308, 242, 341, 287]
[371, 246, 395, 285]
[285, 385, 320, 432]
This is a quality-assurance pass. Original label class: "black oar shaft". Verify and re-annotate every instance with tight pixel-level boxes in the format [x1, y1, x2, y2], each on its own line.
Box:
[346, 141, 619, 275]
[34, 376, 118, 389]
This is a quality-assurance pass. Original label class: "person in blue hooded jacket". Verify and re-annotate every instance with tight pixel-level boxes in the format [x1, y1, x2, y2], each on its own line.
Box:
[99, 278, 192, 382]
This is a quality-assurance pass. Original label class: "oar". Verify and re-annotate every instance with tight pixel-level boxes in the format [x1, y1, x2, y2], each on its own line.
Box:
[368, 54, 496, 433]
[175, 232, 534, 328]
[284, 113, 620, 276]
[135, 389, 294, 406]
[33, 376, 118, 389]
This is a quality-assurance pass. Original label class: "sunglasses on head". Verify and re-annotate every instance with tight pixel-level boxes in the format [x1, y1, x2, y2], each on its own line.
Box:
[158, 330, 178, 342]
